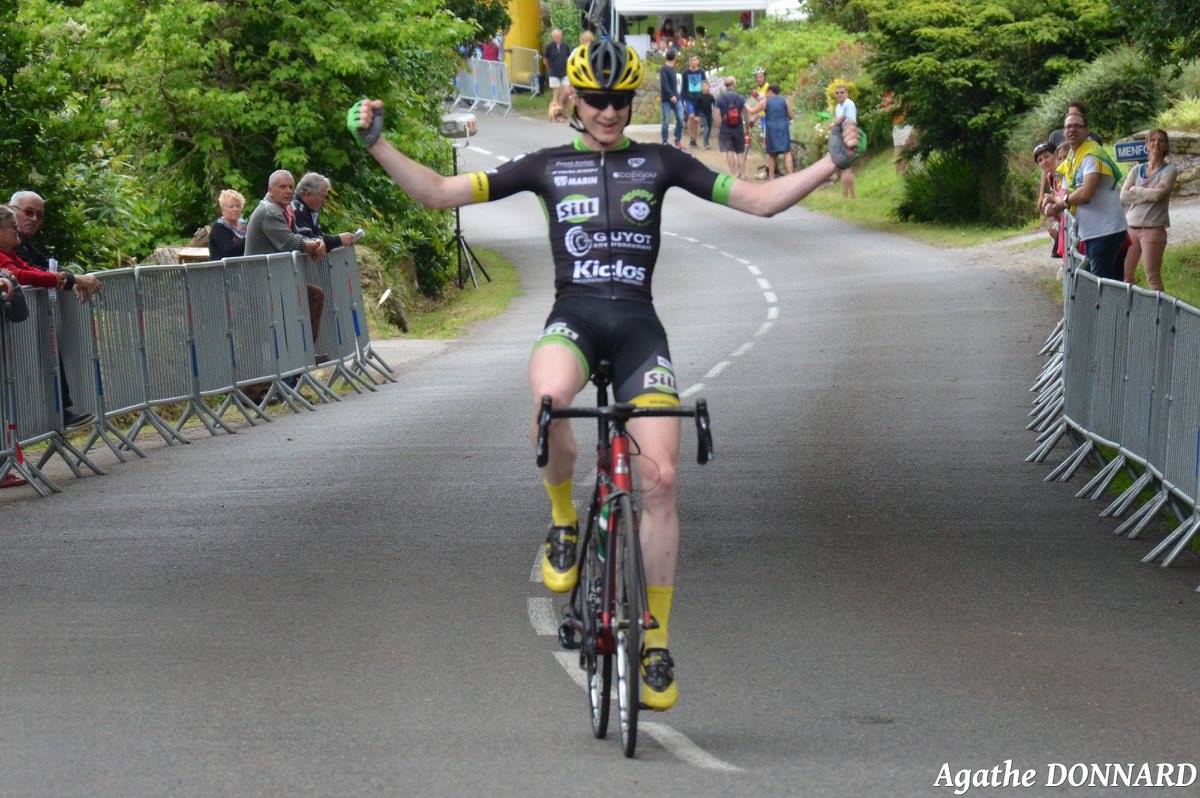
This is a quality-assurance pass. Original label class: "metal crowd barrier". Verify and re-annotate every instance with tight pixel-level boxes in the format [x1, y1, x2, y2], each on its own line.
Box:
[1029, 214, 1200, 584]
[0, 246, 393, 499]
[507, 46, 540, 94]
[452, 57, 513, 115]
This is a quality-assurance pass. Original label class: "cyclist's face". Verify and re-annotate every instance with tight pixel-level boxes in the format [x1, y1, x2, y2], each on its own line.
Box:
[578, 95, 631, 148]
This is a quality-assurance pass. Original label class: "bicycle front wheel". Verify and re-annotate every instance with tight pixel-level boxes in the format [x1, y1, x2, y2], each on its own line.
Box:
[613, 494, 642, 758]
[580, 511, 611, 739]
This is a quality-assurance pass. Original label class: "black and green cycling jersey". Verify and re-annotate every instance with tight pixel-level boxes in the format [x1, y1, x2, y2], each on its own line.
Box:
[467, 136, 734, 304]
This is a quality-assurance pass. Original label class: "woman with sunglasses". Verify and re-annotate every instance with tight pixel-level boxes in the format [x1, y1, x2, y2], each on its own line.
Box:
[346, 38, 857, 713]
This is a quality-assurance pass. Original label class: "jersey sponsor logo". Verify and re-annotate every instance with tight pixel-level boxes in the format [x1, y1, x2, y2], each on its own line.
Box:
[628, 157, 646, 168]
[572, 258, 648, 284]
[553, 174, 599, 187]
[564, 226, 592, 257]
[643, 365, 677, 393]
[657, 355, 673, 369]
[556, 194, 600, 223]
[564, 227, 654, 257]
[612, 169, 657, 183]
[620, 189, 656, 226]
[542, 321, 580, 341]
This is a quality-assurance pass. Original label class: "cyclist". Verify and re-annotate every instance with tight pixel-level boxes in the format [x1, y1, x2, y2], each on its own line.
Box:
[347, 39, 857, 711]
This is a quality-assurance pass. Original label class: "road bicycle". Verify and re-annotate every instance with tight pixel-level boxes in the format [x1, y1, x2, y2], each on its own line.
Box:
[536, 360, 714, 757]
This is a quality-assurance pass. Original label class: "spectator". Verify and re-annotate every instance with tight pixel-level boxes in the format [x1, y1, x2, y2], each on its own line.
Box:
[716, 76, 748, 178]
[659, 50, 684, 148]
[747, 68, 769, 177]
[695, 26, 707, 39]
[834, 84, 857, 198]
[579, 30, 595, 47]
[674, 26, 689, 49]
[1045, 110, 1127, 280]
[543, 28, 571, 113]
[208, 189, 248, 259]
[762, 84, 795, 179]
[481, 36, 500, 62]
[292, 172, 357, 254]
[1121, 129, 1177, 292]
[1033, 142, 1059, 254]
[6, 192, 98, 428]
[245, 169, 327, 349]
[8, 191, 102, 301]
[0, 267, 28, 324]
[681, 54, 706, 148]
[658, 18, 675, 46]
[694, 80, 715, 150]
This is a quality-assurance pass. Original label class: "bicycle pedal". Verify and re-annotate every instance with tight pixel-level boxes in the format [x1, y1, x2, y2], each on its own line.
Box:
[557, 619, 581, 650]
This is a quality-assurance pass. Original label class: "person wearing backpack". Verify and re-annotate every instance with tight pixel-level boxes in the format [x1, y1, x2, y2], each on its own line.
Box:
[716, 76, 748, 178]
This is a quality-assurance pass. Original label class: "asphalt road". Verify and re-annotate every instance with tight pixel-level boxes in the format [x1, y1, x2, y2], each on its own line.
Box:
[2, 113, 1199, 797]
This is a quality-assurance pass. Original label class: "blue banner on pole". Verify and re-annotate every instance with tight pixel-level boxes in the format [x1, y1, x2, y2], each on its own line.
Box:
[1116, 140, 1147, 163]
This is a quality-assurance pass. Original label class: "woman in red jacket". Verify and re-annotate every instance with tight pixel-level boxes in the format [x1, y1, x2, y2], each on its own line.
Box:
[0, 205, 75, 291]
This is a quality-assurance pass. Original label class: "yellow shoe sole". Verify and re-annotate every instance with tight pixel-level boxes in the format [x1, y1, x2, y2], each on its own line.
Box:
[640, 679, 678, 711]
[540, 551, 578, 593]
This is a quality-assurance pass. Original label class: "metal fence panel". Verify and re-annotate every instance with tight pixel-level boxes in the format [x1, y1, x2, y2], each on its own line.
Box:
[302, 254, 340, 360]
[223, 256, 278, 385]
[1162, 304, 1200, 503]
[92, 269, 147, 415]
[55, 293, 100, 420]
[1148, 297, 1178, 470]
[508, 46, 540, 92]
[1063, 269, 1100, 428]
[185, 262, 237, 396]
[7, 290, 58, 443]
[1088, 279, 1130, 443]
[1118, 287, 1160, 464]
[325, 248, 361, 361]
[267, 252, 313, 376]
[135, 265, 192, 405]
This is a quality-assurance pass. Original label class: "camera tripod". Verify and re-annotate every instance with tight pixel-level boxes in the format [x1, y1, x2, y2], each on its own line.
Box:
[451, 146, 490, 289]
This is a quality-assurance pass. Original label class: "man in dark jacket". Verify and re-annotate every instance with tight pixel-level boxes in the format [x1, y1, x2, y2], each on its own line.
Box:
[291, 173, 357, 254]
[659, 49, 684, 147]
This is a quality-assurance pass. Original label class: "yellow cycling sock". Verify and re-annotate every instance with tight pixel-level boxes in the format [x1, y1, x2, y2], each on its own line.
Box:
[644, 585, 673, 650]
[544, 478, 578, 527]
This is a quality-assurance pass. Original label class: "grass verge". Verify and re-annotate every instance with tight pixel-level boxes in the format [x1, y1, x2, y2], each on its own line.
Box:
[1158, 239, 1200, 310]
[391, 246, 521, 340]
[511, 90, 552, 117]
[800, 152, 1037, 248]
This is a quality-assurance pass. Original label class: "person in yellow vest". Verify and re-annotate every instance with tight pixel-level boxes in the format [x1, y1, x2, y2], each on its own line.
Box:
[1044, 110, 1126, 280]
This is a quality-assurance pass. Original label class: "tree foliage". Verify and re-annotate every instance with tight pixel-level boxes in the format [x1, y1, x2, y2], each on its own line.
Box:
[446, 0, 511, 46]
[1110, 0, 1200, 70]
[706, 19, 855, 90]
[862, 0, 1120, 160]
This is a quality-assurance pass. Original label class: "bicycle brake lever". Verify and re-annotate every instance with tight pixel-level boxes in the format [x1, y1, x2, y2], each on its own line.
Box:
[536, 395, 553, 468]
[694, 400, 715, 465]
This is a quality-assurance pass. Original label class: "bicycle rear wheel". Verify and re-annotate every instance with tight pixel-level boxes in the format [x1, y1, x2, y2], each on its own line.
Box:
[613, 494, 641, 758]
[580, 512, 611, 738]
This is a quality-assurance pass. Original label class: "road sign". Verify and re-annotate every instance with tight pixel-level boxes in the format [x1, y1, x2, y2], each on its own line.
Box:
[1116, 140, 1147, 162]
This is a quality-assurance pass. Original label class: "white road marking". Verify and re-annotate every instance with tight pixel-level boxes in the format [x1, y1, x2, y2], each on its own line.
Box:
[719, 251, 736, 259]
[683, 236, 698, 243]
[756, 322, 774, 336]
[527, 597, 558, 635]
[679, 383, 704, 399]
[468, 146, 493, 156]
[662, 231, 678, 237]
[746, 264, 762, 276]
[705, 361, 729, 379]
[767, 306, 779, 320]
[549, 653, 742, 772]
[701, 243, 717, 250]
[763, 291, 777, 304]
[517, 116, 538, 123]
[496, 155, 510, 162]
[642, 723, 744, 773]
[737, 258, 752, 265]
[755, 278, 771, 290]
[530, 550, 542, 582]
[731, 342, 754, 357]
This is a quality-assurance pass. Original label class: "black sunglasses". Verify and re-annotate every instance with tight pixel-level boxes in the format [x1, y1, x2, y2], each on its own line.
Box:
[578, 91, 634, 111]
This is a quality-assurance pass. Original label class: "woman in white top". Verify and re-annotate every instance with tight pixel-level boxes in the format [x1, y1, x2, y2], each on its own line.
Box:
[1121, 129, 1177, 291]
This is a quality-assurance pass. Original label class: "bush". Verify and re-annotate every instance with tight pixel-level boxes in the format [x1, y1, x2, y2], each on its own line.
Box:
[896, 151, 982, 224]
[1158, 94, 1200, 132]
[706, 19, 855, 89]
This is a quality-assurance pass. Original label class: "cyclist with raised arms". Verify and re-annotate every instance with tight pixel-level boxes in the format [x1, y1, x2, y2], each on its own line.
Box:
[346, 39, 856, 711]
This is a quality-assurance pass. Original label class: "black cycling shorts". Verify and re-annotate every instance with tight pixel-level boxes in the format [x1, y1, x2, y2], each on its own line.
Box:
[535, 297, 680, 407]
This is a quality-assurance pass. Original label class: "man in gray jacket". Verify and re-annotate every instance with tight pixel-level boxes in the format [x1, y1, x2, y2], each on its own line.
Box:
[245, 169, 326, 345]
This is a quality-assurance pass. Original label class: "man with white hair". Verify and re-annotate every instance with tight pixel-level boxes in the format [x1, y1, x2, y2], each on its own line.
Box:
[290, 172, 357, 255]
[244, 169, 328, 357]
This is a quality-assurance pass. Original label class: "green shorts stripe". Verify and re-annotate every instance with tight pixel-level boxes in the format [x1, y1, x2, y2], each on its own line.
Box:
[533, 334, 591, 383]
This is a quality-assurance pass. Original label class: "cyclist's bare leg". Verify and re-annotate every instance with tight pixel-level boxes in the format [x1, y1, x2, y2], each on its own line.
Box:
[627, 416, 682, 586]
[529, 342, 584, 485]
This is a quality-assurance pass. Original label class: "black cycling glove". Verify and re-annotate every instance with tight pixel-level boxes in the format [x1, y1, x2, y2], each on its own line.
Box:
[829, 122, 857, 169]
[346, 99, 384, 148]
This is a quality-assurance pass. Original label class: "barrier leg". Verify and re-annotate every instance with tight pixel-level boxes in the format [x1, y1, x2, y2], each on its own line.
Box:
[1044, 439, 1091, 482]
[1116, 489, 1169, 539]
[1076, 453, 1124, 499]
[0, 458, 59, 497]
[220, 388, 273, 424]
[1141, 515, 1199, 567]
[1100, 470, 1153, 518]
[1026, 420, 1067, 463]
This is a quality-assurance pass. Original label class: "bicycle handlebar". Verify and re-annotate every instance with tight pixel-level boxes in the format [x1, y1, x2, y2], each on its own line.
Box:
[535, 396, 715, 468]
